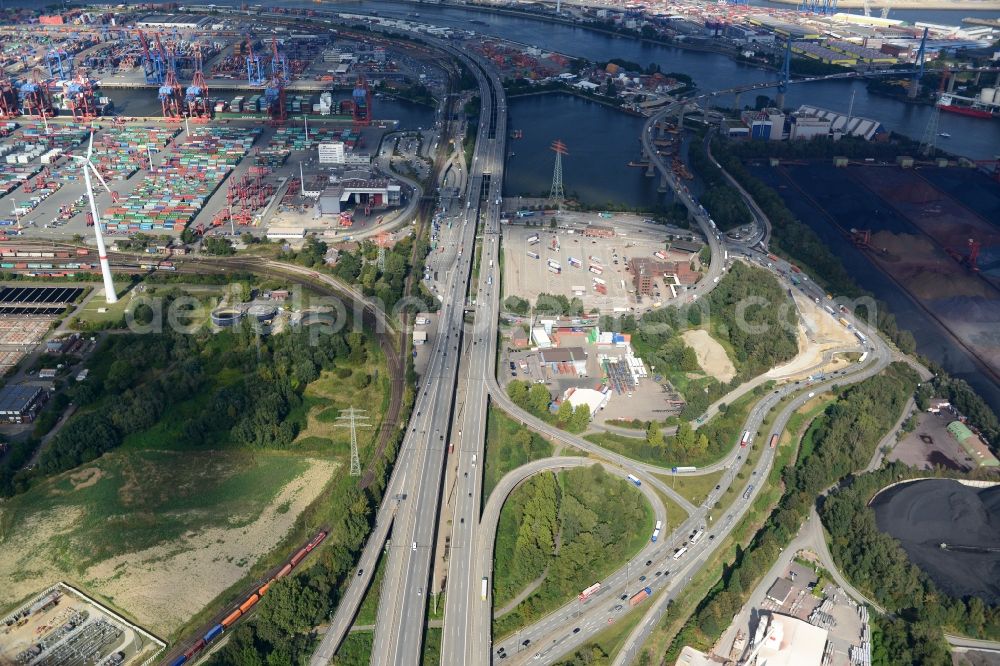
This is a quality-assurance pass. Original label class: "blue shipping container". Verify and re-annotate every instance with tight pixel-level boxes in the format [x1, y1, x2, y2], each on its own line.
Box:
[204, 624, 224, 642]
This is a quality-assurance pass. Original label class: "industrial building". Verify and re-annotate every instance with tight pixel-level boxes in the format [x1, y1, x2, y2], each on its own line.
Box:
[751, 613, 829, 666]
[628, 257, 698, 296]
[318, 179, 402, 215]
[794, 105, 887, 141]
[740, 108, 787, 141]
[136, 14, 214, 29]
[538, 347, 589, 376]
[947, 421, 1000, 467]
[562, 387, 610, 418]
[0, 384, 48, 423]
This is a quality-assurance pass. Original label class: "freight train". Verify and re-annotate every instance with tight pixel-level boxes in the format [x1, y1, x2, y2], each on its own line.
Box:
[168, 530, 328, 666]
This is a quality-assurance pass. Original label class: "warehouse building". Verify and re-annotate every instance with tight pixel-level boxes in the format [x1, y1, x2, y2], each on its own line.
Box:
[795, 105, 886, 141]
[629, 257, 698, 296]
[947, 421, 999, 467]
[538, 347, 589, 375]
[0, 384, 48, 423]
[318, 179, 402, 215]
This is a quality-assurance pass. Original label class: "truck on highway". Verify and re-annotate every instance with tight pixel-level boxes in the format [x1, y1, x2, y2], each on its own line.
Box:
[626, 473, 641, 487]
[769, 434, 778, 448]
[579, 582, 601, 602]
[740, 430, 751, 448]
[859, 352, 869, 363]
[629, 587, 653, 606]
[651, 520, 662, 542]
[838, 317, 850, 327]
[481, 577, 489, 601]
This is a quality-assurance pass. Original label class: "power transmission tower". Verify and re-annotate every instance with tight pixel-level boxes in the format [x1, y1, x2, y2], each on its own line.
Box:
[549, 139, 568, 204]
[335, 407, 371, 477]
[919, 105, 940, 157]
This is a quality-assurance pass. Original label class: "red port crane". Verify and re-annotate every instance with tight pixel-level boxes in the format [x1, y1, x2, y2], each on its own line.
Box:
[155, 33, 183, 120]
[0, 67, 18, 119]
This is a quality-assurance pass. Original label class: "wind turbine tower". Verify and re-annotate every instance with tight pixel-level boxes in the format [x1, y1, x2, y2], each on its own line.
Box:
[73, 133, 118, 304]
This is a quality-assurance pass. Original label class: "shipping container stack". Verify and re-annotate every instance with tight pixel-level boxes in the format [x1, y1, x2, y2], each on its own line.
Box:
[99, 126, 260, 234]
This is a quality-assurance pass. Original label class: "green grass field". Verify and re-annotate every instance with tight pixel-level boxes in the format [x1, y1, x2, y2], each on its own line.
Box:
[355, 550, 387, 626]
[334, 630, 373, 665]
[483, 406, 553, 500]
[0, 449, 309, 572]
[650, 485, 691, 528]
[654, 469, 725, 507]
[421, 627, 441, 666]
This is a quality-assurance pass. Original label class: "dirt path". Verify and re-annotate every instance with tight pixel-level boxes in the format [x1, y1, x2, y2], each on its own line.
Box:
[681, 329, 736, 383]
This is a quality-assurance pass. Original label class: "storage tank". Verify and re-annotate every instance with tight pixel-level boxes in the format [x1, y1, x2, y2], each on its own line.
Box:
[980, 87, 996, 104]
[211, 308, 243, 327]
[247, 303, 278, 322]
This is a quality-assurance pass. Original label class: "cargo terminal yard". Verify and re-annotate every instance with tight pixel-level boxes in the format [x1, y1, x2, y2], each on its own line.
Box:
[501, 212, 704, 313]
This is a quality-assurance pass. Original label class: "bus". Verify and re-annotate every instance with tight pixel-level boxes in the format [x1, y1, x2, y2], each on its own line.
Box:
[626, 474, 641, 487]
[672, 547, 688, 560]
[651, 520, 662, 542]
[740, 431, 751, 448]
[768, 434, 778, 449]
[481, 577, 489, 601]
[858, 352, 868, 364]
[690, 529, 704, 544]
[579, 582, 601, 602]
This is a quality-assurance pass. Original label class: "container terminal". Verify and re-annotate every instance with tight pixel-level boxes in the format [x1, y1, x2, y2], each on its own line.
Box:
[0, 4, 464, 248]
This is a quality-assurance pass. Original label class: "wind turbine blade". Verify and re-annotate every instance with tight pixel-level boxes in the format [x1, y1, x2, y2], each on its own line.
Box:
[88, 162, 113, 195]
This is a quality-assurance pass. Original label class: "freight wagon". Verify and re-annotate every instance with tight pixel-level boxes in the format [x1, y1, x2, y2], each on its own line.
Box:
[169, 530, 328, 666]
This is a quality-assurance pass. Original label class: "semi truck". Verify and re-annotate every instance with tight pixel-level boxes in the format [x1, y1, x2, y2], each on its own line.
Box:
[579, 582, 601, 602]
[740, 430, 751, 447]
[629, 587, 653, 606]
[626, 473, 641, 487]
[651, 520, 662, 542]
[769, 434, 778, 448]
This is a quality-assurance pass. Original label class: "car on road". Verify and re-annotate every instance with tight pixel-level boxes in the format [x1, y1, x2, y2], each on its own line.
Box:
[573, 627, 580, 633]
[639, 575, 646, 582]
[613, 604, 623, 611]
[646, 560, 652, 566]
[357, 569, 364, 576]
[412, 541, 417, 551]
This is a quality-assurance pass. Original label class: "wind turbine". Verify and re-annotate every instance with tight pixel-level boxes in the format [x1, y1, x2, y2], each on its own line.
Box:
[72, 132, 118, 304]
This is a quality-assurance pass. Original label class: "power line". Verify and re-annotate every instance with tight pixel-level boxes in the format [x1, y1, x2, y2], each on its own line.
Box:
[335, 407, 371, 477]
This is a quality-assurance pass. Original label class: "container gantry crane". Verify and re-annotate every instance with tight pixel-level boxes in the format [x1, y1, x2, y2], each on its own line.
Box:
[18, 70, 54, 120]
[64, 71, 97, 122]
[156, 35, 184, 120]
[245, 34, 265, 87]
[0, 69, 18, 119]
[138, 30, 164, 85]
[185, 45, 211, 120]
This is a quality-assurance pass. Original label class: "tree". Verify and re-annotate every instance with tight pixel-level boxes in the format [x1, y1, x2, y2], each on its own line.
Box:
[203, 236, 235, 256]
[557, 399, 573, 425]
[646, 422, 664, 447]
[569, 403, 591, 431]
[528, 384, 552, 414]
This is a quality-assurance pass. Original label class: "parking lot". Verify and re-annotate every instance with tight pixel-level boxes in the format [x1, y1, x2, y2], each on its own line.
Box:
[501, 221, 687, 314]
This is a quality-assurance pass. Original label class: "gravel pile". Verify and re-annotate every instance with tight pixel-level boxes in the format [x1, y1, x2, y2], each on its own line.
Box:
[872, 479, 1000, 604]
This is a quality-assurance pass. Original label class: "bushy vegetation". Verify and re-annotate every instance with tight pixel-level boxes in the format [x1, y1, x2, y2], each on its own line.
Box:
[688, 141, 752, 232]
[822, 463, 1000, 662]
[534, 293, 585, 316]
[664, 362, 918, 659]
[494, 465, 652, 636]
[504, 295, 530, 315]
[329, 235, 429, 314]
[0, 291, 360, 497]
[506, 380, 590, 434]
[202, 236, 236, 256]
[484, 407, 553, 499]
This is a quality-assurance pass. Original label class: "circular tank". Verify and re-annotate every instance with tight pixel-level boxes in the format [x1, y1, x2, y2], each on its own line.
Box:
[247, 304, 278, 322]
[211, 308, 243, 327]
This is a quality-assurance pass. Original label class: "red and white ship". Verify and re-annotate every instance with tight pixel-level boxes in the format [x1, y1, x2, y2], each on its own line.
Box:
[936, 94, 996, 119]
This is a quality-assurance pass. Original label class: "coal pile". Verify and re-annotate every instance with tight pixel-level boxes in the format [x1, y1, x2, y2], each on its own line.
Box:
[872, 479, 1000, 604]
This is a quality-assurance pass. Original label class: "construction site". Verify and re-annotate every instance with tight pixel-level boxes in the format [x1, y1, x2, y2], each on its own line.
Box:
[0, 6, 440, 248]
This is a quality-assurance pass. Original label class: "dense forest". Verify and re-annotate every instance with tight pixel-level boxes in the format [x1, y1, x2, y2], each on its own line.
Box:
[327, 234, 433, 314]
[0, 290, 362, 497]
[688, 140, 753, 232]
[822, 464, 1000, 663]
[494, 465, 651, 637]
[663, 362, 919, 660]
